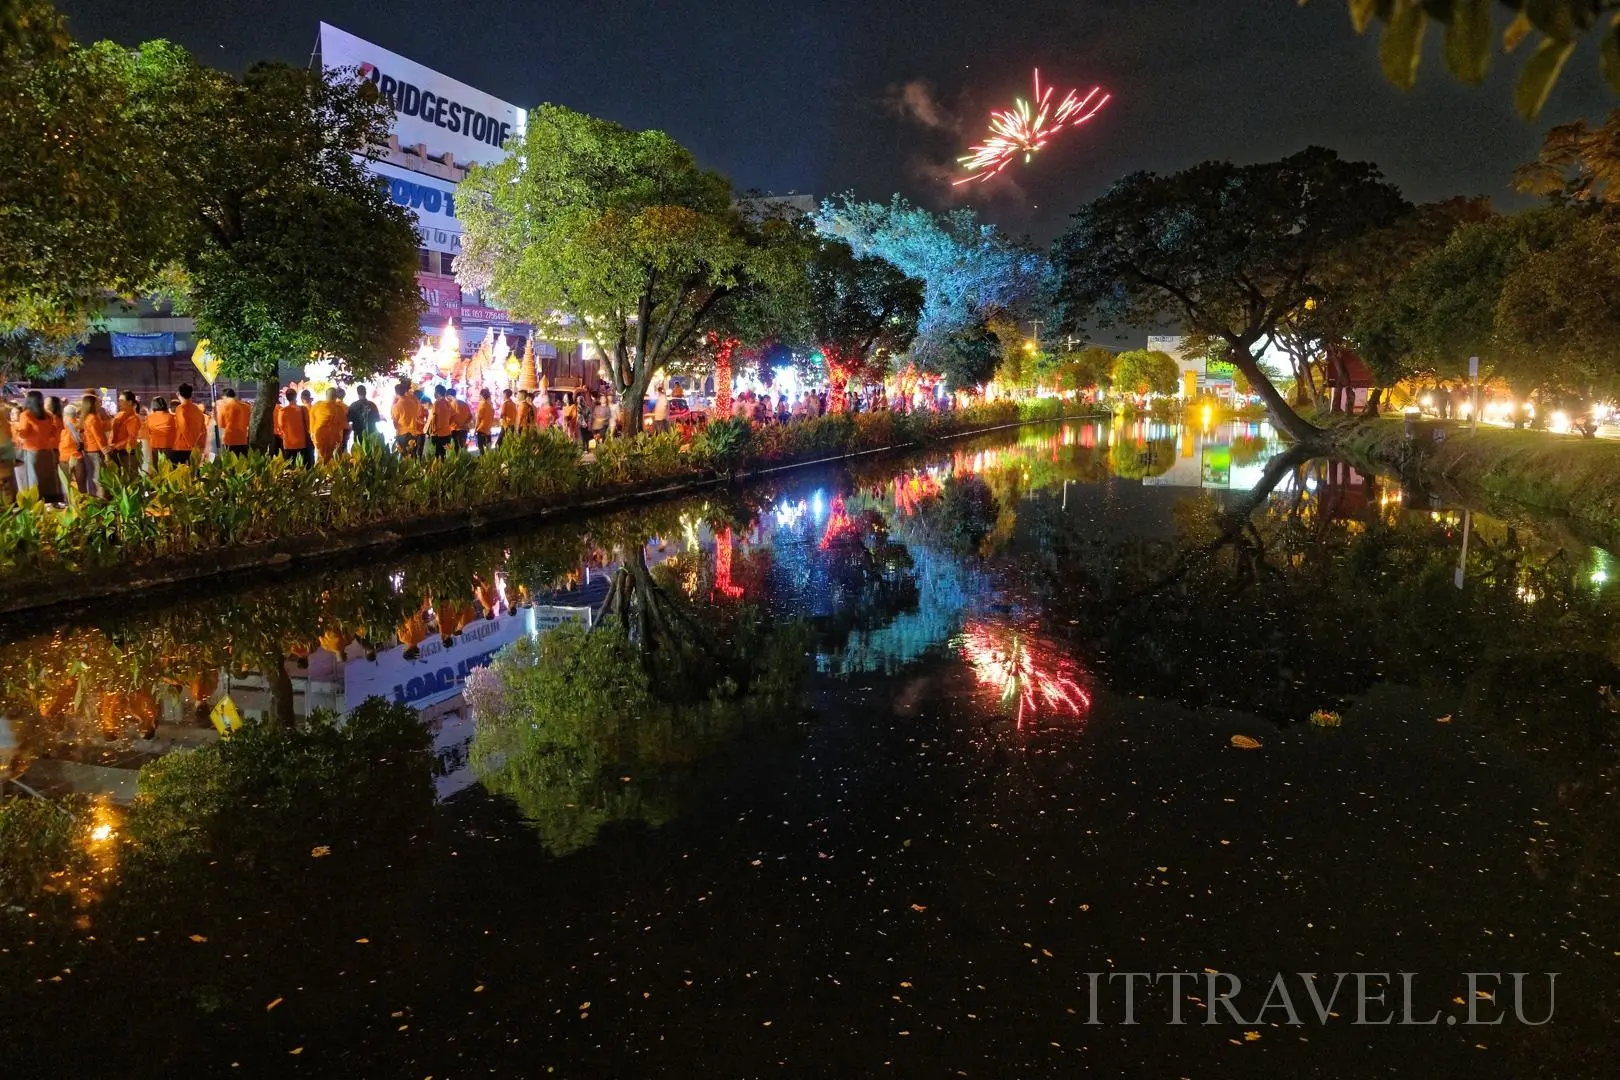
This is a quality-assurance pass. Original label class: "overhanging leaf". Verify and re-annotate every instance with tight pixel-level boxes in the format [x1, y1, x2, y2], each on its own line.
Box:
[1503, 9, 1534, 52]
[1380, 1, 1429, 90]
[1349, 0, 1384, 33]
[1442, 0, 1494, 83]
[1514, 36, 1575, 118]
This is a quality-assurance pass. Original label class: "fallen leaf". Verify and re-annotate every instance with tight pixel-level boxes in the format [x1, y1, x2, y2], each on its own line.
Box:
[1244, 1030, 1261, 1041]
[188, 934, 207, 943]
[909, 903, 927, 912]
[1437, 715, 1452, 724]
[289, 1048, 303, 1056]
[355, 938, 370, 944]
[474, 985, 485, 993]
[310, 845, 331, 858]
[266, 997, 283, 1011]
[1230, 735, 1262, 750]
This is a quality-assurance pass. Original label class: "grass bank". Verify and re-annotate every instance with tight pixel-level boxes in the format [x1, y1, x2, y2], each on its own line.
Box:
[0, 401, 1109, 615]
[1341, 418, 1620, 537]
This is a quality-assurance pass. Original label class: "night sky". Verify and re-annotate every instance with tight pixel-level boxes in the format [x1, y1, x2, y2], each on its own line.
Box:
[58, 0, 1618, 243]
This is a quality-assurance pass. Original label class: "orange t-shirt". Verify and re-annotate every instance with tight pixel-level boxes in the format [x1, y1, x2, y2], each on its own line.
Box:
[59, 422, 82, 461]
[111, 410, 141, 450]
[309, 400, 347, 450]
[453, 399, 473, 431]
[429, 397, 456, 438]
[81, 410, 109, 454]
[216, 398, 250, 447]
[475, 400, 496, 434]
[144, 411, 176, 451]
[275, 403, 309, 450]
[392, 394, 426, 436]
[173, 400, 208, 451]
[499, 399, 517, 428]
[12, 412, 60, 453]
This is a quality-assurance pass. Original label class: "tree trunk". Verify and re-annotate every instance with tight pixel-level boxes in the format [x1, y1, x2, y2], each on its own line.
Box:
[1229, 342, 1321, 443]
[621, 366, 654, 438]
[249, 374, 280, 451]
[261, 654, 295, 729]
[1364, 386, 1383, 417]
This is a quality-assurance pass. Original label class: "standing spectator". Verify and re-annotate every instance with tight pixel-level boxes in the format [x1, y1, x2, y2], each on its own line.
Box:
[58, 401, 87, 493]
[108, 392, 142, 477]
[310, 387, 348, 463]
[171, 383, 208, 464]
[474, 389, 496, 451]
[215, 387, 250, 455]
[12, 391, 63, 502]
[391, 379, 425, 457]
[0, 400, 16, 507]
[498, 388, 518, 443]
[532, 391, 551, 430]
[346, 384, 381, 449]
[589, 392, 611, 446]
[275, 387, 311, 466]
[450, 390, 473, 452]
[429, 385, 456, 458]
[651, 386, 670, 434]
[79, 393, 108, 496]
[143, 396, 176, 470]
[561, 394, 580, 441]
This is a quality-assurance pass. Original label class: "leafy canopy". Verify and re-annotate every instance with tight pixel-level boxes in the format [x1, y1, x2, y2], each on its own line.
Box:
[804, 238, 924, 388]
[458, 105, 806, 421]
[813, 195, 1047, 370]
[1052, 146, 1408, 438]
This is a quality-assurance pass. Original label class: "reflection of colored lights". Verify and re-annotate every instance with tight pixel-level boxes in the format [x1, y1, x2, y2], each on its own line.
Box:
[773, 499, 807, 530]
[819, 496, 861, 549]
[957, 621, 1091, 728]
[713, 527, 744, 600]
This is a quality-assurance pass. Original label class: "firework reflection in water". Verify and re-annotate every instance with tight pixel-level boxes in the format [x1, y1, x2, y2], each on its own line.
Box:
[956, 620, 1090, 727]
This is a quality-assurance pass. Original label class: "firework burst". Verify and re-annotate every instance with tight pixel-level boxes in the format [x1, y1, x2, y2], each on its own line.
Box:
[955, 68, 1110, 186]
[956, 620, 1091, 727]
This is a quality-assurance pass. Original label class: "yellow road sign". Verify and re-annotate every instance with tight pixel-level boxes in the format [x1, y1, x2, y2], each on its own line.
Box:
[209, 695, 244, 736]
[191, 339, 221, 385]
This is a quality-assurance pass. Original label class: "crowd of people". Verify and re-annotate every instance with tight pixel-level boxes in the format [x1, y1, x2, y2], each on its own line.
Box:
[3, 377, 954, 506]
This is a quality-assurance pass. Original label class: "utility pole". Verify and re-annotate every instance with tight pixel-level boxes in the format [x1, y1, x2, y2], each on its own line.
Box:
[1029, 321, 1041, 352]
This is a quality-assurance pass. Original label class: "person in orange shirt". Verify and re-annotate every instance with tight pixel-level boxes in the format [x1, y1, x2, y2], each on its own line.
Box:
[108, 391, 142, 479]
[274, 387, 311, 466]
[473, 388, 496, 452]
[214, 387, 250, 455]
[397, 603, 428, 662]
[391, 379, 425, 458]
[436, 596, 476, 647]
[428, 385, 457, 458]
[498, 388, 517, 444]
[142, 396, 176, 470]
[79, 393, 109, 496]
[535, 391, 555, 430]
[57, 401, 89, 494]
[12, 392, 62, 501]
[513, 390, 535, 432]
[309, 387, 348, 463]
[171, 382, 209, 465]
[450, 392, 473, 453]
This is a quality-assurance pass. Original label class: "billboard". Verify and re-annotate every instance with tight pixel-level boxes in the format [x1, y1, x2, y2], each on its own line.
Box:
[374, 160, 462, 254]
[318, 23, 525, 167]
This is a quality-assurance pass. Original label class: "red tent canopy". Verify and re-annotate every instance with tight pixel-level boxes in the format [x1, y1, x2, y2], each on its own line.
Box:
[1323, 344, 1374, 388]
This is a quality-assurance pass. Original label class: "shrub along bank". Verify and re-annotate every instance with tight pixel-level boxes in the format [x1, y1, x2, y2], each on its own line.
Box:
[1343, 419, 1620, 539]
[0, 399, 1104, 606]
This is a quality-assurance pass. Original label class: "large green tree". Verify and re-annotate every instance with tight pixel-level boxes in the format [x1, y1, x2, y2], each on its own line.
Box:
[1495, 210, 1620, 400]
[0, 2, 186, 378]
[116, 48, 422, 445]
[1307, 0, 1620, 115]
[804, 239, 924, 411]
[1052, 147, 1408, 441]
[937, 322, 1004, 391]
[457, 105, 803, 427]
[1110, 348, 1180, 397]
[812, 195, 1048, 370]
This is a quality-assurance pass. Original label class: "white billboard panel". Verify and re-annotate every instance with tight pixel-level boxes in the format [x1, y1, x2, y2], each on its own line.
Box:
[319, 22, 525, 167]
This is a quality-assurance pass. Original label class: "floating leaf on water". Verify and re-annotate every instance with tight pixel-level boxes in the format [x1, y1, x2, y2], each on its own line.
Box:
[1308, 709, 1342, 728]
[1230, 735, 1262, 750]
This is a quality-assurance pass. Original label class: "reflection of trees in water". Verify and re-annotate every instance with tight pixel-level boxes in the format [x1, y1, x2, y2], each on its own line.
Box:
[468, 558, 810, 855]
[1107, 435, 1177, 480]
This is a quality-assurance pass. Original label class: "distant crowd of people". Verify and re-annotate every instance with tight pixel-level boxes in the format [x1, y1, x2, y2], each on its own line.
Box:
[4, 378, 954, 506]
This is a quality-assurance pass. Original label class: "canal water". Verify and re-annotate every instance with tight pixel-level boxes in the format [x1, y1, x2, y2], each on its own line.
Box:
[2, 418, 1616, 1078]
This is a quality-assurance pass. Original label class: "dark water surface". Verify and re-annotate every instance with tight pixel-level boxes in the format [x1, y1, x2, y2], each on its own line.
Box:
[2, 419, 1617, 1079]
